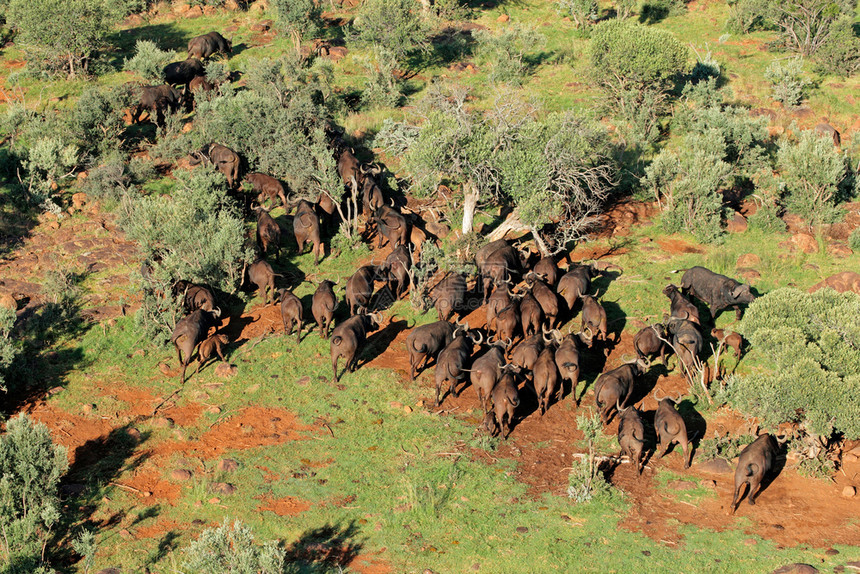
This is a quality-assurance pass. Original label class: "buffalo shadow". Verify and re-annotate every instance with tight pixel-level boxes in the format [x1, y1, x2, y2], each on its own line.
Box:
[283, 521, 366, 572]
[358, 316, 409, 367]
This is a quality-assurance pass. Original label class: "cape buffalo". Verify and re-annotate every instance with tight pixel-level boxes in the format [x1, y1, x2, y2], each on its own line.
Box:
[680, 266, 756, 320]
[163, 58, 205, 86]
[188, 31, 232, 60]
[131, 84, 181, 126]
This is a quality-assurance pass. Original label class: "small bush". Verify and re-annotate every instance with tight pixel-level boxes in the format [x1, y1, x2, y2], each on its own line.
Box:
[813, 17, 860, 77]
[183, 519, 285, 574]
[350, 0, 430, 64]
[725, 0, 770, 33]
[731, 288, 860, 443]
[0, 306, 18, 392]
[70, 84, 135, 156]
[123, 40, 178, 82]
[698, 434, 755, 461]
[80, 152, 149, 204]
[556, 0, 598, 28]
[474, 25, 546, 85]
[271, 0, 322, 51]
[777, 128, 847, 225]
[358, 49, 403, 109]
[0, 414, 68, 570]
[848, 228, 860, 251]
[568, 412, 614, 503]
[746, 201, 786, 232]
[615, 0, 637, 19]
[794, 448, 836, 479]
[764, 58, 810, 107]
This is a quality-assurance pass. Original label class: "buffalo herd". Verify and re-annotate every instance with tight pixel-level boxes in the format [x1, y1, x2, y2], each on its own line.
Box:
[152, 30, 779, 515]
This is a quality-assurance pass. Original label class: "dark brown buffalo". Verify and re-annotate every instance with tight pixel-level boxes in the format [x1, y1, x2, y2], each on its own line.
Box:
[406, 320, 456, 380]
[360, 165, 384, 216]
[731, 434, 779, 513]
[254, 206, 281, 259]
[317, 192, 336, 220]
[665, 315, 703, 374]
[345, 265, 378, 316]
[533, 346, 559, 415]
[372, 205, 409, 249]
[654, 393, 692, 468]
[478, 246, 525, 304]
[814, 122, 841, 147]
[244, 173, 288, 210]
[486, 286, 512, 336]
[384, 245, 411, 299]
[195, 333, 228, 376]
[633, 323, 667, 365]
[579, 295, 608, 350]
[131, 84, 181, 126]
[519, 291, 544, 338]
[336, 147, 361, 190]
[557, 265, 597, 312]
[312, 280, 338, 339]
[186, 75, 216, 111]
[173, 280, 215, 312]
[163, 58, 205, 86]
[510, 333, 544, 375]
[680, 266, 756, 320]
[170, 308, 221, 383]
[533, 255, 559, 287]
[554, 333, 580, 402]
[188, 31, 232, 60]
[293, 200, 323, 264]
[474, 239, 509, 302]
[429, 272, 467, 322]
[494, 297, 520, 347]
[663, 284, 701, 325]
[530, 277, 559, 329]
[190, 143, 241, 188]
[330, 313, 381, 382]
[594, 359, 647, 425]
[243, 259, 277, 305]
[618, 406, 647, 474]
[434, 328, 481, 406]
[489, 372, 520, 439]
[469, 345, 507, 413]
[278, 288, 304, 343]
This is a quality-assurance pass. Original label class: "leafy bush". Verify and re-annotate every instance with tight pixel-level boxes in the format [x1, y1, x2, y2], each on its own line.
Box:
[351, 0, 430, 64]
[358, 49, 404, 109]
[71, 530, 97, 574]
[794, 449, 836, 479]
[746, 200, 786, 232]
[848, 228, 860, 251]
[568, 413, 613, 503]
[70, 84, 135, 157]
[0, 306, 18, 392]
[6, 0, 116, 77]
[0, 414, 68, 570]
[556, 0, 598, 28]
[271, 0, 322, 51]
[123, 40, 178, 82]
[725, 0, 771, 33]
[639, 0, 686, 23]
[764, 58, 810, 107]
[80, 152, 152, 204]
[615, 0, 637, 19]
[182, 519, 285, 574]
[123, 170, 252, 343]
[474, 25, 547, 85]
[777, 128, 847, 224]
[697, 433, 755, 461]
[813, 17, 860, 77]
[731, 288, 860, 443]
[16, 136, 80, 213]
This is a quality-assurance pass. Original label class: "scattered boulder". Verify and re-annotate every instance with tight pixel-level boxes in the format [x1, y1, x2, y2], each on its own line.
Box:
[152, 417, 175, 429]
[218, 459, 239, 472]
[184, 4, 204, 17]
[726, 212, 748, 233]
[215, 363, 237, 378]
[736, 267, 761, 282]
[171, 469, 193, 481]
[809, 272, 860, 295]
[842, 485, 856, 498]
[296, 375, 310, 386]
[249, 19, 274, 32]
[771, 564, 818, 574]
[0, 292, 17, 311]
[72, 192, 88, 210]
[736, 253, 760, 268]
[497, 13, 510, 22]
[210, 482, 237, 495]
[695, 457, 733, 474]
[791, 233, 818, 254]
[827, 243, 853, 257]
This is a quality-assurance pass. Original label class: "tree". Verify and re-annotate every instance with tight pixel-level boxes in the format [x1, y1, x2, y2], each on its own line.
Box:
[556, 0, 598, 28]
[813, 17, 860, 77]
[589, 20, 688, 143]
[183, 519, 285, 574]
[6, 0, 116, 77]
[0, 414, 68, 570]
[376, 86, 616, 254]
[123, 40, 178, 83]
[777, 128, 847, 224]
[271, 0, 322, 53]
[351, 0, 431, 64]
[473, 25, 547, 85]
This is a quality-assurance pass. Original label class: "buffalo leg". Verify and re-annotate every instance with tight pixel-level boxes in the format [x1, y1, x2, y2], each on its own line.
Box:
[747, 481, 762, 505]
[332, 356, 340, 382]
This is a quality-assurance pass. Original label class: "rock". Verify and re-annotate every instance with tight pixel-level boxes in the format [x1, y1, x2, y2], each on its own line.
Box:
[327, 46, 349, 62]
[171, 469, 192, 481]
[208, 497, 221, 504]
[218, 459, 239, 472]
[184, 5, 204, 17]
[403, 405, 413, 414]
[825, 548, 839, 556]
[827, 242, 853, 257]
[668, 480, 698, 490]
[736, 268, 761, 282]
[736, 253, 761, 268]
[202, 382, 223, 391]
[696, 457, 733, 474]
[726, 212, 748, 233]
[207, 406, 222, 414]
[210, 482, 237, 495]
[152, 417, 175, 429]
[249, 0, 269, 11]
[771, 565, 818, 574]
[791, 233, 818, 254]
[215, 363, 237, 378]
[744, 538, 757, 546]
[81, 403, 97, 414]
[125, 427, 141, 442]
[250, 19, 274, 32]
[515, 526, 528, 533]
[132, 348, 146, 358]
[158, 362, 172, 376]
[97, 570, 122, 574]
[225, 0, 240, 9]
[172, 2, 190, 14]
[296, 375, 310, 386]
[809, 272, 860, 296]
[782, 213, 807, 233]
[72, 192, 88, 209]
[842, 485, 856, 498]
[0, 292, 16, 311]
[202, 4, 216, 14]
[497, 13, 509, 22]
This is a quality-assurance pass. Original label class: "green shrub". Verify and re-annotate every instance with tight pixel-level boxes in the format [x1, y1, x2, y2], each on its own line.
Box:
[746, 201, 786, 232]
[794, 449, 836, 479]
[80, 152, 152, 204]
[0, 414, 68, 570]
[697, 434, 755, 461]
[614, 0, 637, 19]
[777, 128, 846, 224]
[848, 228, 860, 251]
[639, 0, 686, 23]
[731, 288, 860, 443]
[474, 25, 547, 85]
[764, 58, 810, 107]
[6, 0, 117, 77]
[568, 413, 613, 503]
[71, 530, 97, 574]
[351, 0, 430, 64]
[358, 49, 404, 109]
[556, 0, 598, 28]
[725, 0, 771, 33]
[0, 306, 18, 392]
[70, 84, 135, 157]
[123, 40, 177, 82]
[182, 519, 285, 574]
[813, 17, 860, 77]
[271, 0, 322, 51]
